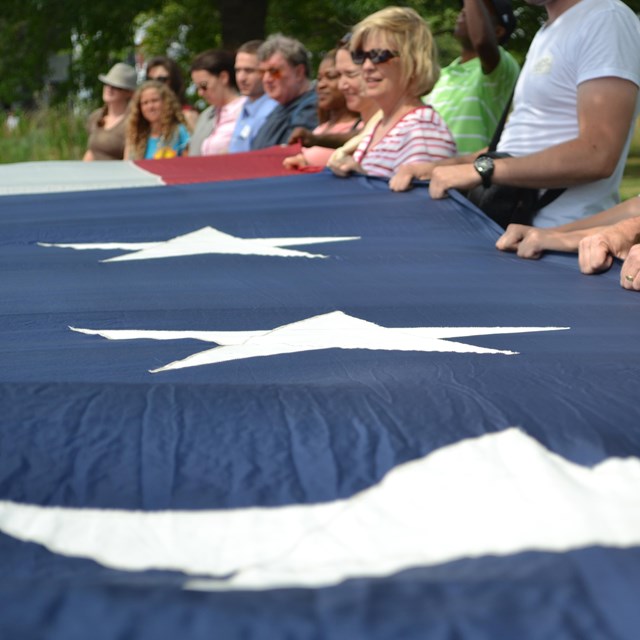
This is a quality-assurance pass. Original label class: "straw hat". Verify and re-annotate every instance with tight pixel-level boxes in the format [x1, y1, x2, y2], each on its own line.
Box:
[98, 63, 138, 91]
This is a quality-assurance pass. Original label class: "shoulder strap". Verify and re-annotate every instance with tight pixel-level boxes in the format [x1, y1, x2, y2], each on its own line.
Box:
[488, 85, 515, 152]
[537, 187, 565, 210]
[488, 84, 565, 210]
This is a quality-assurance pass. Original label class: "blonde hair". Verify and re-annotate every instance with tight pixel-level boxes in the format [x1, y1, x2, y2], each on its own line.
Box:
[126, 81, 186, 160]
[350, 6, 439, 98]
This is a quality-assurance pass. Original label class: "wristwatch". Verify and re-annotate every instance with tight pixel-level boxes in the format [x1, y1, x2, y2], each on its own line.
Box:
[474, 155, 495, 188]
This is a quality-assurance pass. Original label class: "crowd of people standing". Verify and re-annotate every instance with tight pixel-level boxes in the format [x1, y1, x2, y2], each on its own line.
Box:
[83, 0, 640, 292]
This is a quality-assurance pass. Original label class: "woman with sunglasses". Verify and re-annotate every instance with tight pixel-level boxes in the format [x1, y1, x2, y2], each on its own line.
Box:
[146, 56, 198, 132]
[326, 40, 382, 168]
[283, 50, 359, 169]
[124, 81, 190, 160]
[330, 7, 456, 179]
[188, 49, 245, 156]
[83, 63, 136, 161]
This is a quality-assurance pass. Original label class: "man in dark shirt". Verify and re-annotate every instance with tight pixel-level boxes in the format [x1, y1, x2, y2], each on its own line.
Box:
[251, 34, 318, 149]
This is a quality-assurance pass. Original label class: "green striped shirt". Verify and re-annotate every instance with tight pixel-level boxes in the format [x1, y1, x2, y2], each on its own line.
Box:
[426, 48, 520, 155]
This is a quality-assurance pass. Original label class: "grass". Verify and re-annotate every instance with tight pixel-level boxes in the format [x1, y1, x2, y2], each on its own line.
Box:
[621, 120, 640, 200]
[0, 105, 88, 163]
[1, 108, 640, 201]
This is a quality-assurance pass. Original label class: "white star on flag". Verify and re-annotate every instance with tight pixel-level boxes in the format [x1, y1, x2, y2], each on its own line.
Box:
[39, 226, 360, 261]
[70, 311, 570, 373]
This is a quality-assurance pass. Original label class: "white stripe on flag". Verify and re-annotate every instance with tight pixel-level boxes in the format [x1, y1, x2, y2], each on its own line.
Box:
[0, 428, 639, 590]
[0, 161, 164, 196]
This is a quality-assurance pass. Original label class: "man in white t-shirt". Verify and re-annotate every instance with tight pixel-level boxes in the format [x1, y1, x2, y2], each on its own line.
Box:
[428, 0, 640, 228]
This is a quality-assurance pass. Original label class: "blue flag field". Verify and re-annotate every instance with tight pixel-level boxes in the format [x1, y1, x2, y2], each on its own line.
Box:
[1, 171, 640, 639]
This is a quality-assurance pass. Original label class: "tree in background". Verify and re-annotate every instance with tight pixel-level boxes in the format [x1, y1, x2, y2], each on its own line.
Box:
[3, 0, 639, 108]
[0, 0, 171, 107]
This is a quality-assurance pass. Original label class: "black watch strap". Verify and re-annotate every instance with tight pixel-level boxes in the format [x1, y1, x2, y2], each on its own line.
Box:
[474, 155, 495, 189]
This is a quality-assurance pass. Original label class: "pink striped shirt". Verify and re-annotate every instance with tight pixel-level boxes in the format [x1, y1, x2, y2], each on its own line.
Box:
[353, 106, 456, 178]
[201, 96, 246, 156]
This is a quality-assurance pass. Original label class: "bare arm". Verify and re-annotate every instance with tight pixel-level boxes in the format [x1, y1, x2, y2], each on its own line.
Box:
[579, 216, 640, 274]
[288, 126, 355, 149]
[389, 150, 486, 192]
[496, 198, 640, 258]
[551, 196, 640, 232]
[496, 223, 608, 259]
[464, 0, 501, 74]
[430, 77, 639, 198]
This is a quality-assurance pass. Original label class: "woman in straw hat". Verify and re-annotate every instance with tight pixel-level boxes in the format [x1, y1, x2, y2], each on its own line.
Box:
[83, 62, 137, 161]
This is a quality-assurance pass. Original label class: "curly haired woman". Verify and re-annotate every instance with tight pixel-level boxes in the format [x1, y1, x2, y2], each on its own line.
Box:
[125, 81, 190, 160]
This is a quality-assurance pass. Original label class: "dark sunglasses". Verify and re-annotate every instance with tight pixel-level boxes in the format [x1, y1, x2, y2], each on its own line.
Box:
[147, 75, 170, 83]
[351, 49, 399, 65]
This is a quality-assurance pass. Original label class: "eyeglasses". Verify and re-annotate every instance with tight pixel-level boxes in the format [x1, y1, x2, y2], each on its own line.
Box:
[147, 75, 169, 83]
[351, 49, 399, 65]
[259, 67, 285, 80]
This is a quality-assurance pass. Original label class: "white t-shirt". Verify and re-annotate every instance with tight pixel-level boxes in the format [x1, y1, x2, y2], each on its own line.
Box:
[498, 0, 640, 228]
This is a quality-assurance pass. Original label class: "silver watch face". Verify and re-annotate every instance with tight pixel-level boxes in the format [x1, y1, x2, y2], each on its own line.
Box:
[475, 157, 493, 175]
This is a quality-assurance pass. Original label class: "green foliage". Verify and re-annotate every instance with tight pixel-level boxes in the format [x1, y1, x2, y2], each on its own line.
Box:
[3, 0, 639, 107]
[0, 0, 162, 107]
[136, 0, 222, 67]
[0, 0, 550, 108]
[0, 105, 88, 162]
[266, 0, 461, 68]
[621, 119, 640, 200]
[264, 0, 547, 71]
[70, 0, 162, 103]
[0, 4, 72, 106]
[1, 0, 638, 163]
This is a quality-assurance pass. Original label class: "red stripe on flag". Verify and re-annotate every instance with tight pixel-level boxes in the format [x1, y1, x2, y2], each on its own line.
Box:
[135, 145, 312, 185]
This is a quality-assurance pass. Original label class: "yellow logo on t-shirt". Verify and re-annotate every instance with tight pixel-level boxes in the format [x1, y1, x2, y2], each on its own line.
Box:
[154, 146, 177, 160]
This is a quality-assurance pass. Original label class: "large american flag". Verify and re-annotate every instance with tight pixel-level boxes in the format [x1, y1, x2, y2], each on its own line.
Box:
[0, 162, 639, 639]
